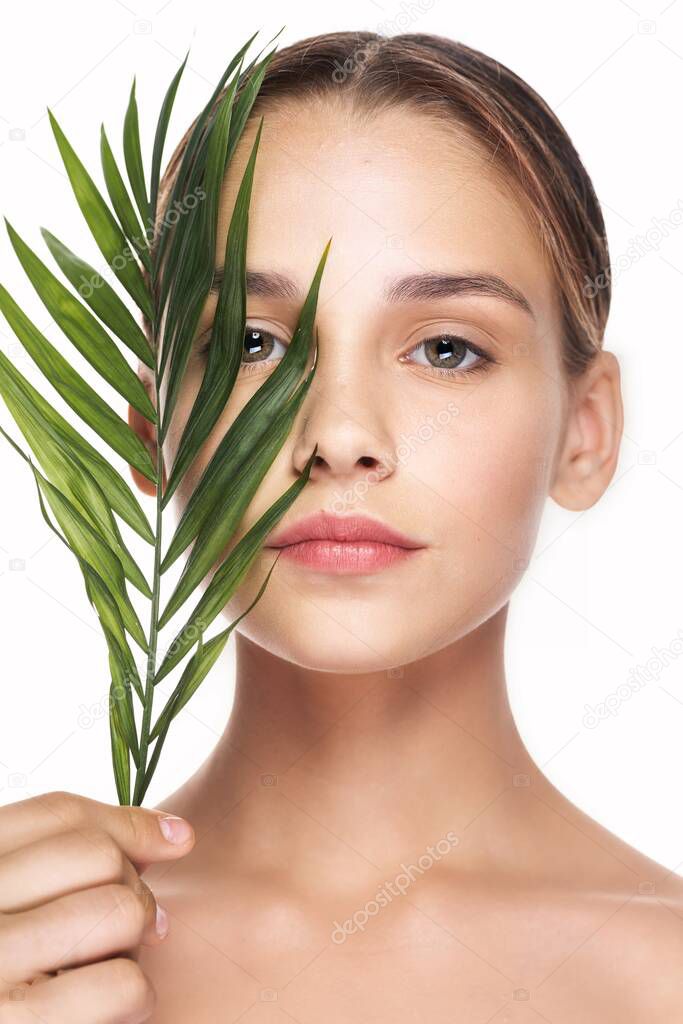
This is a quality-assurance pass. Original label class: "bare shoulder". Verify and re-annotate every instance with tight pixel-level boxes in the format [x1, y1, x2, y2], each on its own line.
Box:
[543, 789, 683, 1016]
[608, 845, 683, 1011]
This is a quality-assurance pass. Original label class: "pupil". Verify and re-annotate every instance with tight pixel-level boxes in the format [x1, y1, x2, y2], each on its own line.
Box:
[243, 329, 273, 362]
[427, 335, 465, 368]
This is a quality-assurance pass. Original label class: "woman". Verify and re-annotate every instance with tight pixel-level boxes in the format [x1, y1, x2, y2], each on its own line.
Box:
[1, 30, 681, 1023]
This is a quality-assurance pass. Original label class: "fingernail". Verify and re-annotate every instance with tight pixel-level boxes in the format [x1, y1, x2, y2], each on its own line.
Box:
[155, 903, 169, 939]
[158, 815, 193, 845]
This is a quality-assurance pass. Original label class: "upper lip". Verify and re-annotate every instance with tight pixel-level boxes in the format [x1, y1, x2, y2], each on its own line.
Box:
[265, 510, 426, 549]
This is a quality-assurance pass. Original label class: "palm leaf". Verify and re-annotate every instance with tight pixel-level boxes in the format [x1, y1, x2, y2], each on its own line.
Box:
[154, 445, 318, 685]
[138, 553, 280, 805]
[157, 364, 317, 628]
[47, 108, 153, 320]
[152, 28, 267, 286]
[0, 31, 326, 806]
[109, 676, 132, 805]
[32, 471, 149, 653]
[123, 79, 151, 232]
[100, 125, 151, 272]
[40, 228, 155, 368]
[0, 281, 157, 481]
[160, 117, 262, 496]
[5, 219, 156, 419]
[0, 347, 154, 544]
[150, 50, 189, 224]
[156, 39, 279, 383]
[158, 69, 245, 436]
[3, 387, 151, 598]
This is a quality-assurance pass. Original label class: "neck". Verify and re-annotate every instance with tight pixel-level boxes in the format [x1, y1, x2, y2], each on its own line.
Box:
[171, 602, 550, 887]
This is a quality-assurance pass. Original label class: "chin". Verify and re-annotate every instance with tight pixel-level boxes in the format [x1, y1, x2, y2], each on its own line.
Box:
[219, 549, 522, 674]
[225, 597, 420, 674]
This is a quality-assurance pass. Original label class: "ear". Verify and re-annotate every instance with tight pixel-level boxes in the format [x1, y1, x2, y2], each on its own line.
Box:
[127, 365, 168, 497]
[549, 350, 624, 511]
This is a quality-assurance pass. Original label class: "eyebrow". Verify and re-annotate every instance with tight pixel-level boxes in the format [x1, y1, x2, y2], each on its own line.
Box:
[209, 268, 535, 320]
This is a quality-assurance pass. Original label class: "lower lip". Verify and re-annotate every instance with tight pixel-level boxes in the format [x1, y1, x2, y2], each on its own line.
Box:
[268, 540, 423, 574]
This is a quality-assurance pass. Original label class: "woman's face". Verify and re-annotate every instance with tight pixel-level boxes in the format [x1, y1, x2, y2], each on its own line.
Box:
[159, 98, 570, 673]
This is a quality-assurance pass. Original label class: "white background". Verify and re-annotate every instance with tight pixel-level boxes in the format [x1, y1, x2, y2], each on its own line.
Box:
[0, 0, 681, 874]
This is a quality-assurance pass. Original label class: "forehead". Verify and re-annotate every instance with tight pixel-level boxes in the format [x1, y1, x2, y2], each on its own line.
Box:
[214, 97, 558, 330]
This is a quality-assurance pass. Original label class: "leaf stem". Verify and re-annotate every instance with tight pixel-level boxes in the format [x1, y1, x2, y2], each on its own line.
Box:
[132, 319, 163, 805]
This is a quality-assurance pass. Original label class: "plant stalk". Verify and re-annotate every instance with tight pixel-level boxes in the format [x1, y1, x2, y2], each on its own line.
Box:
[132, 311, 162, 805]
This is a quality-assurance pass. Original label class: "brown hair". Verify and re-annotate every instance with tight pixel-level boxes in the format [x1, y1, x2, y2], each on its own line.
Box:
[146, 31, 610, 378]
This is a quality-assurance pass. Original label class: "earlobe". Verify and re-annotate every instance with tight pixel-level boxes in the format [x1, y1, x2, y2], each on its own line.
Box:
[549, 350, 624, 512]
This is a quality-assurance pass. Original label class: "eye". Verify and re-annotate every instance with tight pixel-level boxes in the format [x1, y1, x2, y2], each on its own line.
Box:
[198, 324, 288, 371]
[401, 333, 495, 378]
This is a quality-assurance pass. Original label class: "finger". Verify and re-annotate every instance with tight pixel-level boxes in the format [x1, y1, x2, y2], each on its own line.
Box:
[0, 881, 162, 985]
[0, 830, 166, 952]
[4, 957, 156, 1024]
[0, 791, 194, 872]
[0, 826, 141, 912]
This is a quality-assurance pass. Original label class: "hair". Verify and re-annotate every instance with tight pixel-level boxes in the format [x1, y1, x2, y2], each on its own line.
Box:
[144, 31, 611, 379]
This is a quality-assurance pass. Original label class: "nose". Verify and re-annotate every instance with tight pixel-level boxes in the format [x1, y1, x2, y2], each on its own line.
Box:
[290, 351, 393, 487]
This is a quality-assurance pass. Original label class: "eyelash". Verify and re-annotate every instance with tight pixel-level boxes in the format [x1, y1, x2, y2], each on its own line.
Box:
[197, 326, 497, 379]
[401, 334, 496, 378]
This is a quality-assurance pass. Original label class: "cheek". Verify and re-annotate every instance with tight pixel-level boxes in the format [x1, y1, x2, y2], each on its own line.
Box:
[418, 382, 562, 569]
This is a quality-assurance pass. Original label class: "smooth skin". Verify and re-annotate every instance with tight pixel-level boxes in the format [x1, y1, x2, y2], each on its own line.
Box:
[2, 94, 681, 1020]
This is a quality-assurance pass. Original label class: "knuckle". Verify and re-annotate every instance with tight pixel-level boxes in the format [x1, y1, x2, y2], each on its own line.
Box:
[39, 790, 85, 828]
[107, 957, 156, 1017]
[78, 826, 126, 880]
[105, 884, 147, 938]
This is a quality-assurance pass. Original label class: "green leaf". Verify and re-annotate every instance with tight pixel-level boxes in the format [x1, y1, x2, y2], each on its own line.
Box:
[158, 365, 315, 627]
[100, 125, 151, 272]
[123, 79, 151, 232]
[153, 31, 260, 280]
[41, 228, 155, 369]
[140, 553, 280, 806]
[0, 283, 157, 483]
[159, 239, 328, 561]
[0, 424, 71, 554]
[159, 78, 243, 439]
[79, 559, 143, 764]
[162, 119, 262, 499]
[47, 108, 153, 320]
[109, 676, 131, 805]
[5, 220, 156, 421]
[81, 561, 144, 707]
[0, 346, 154, 544]
[150, 50, 189, 224]
[30, 466, 149, 653]
[108, 646, 140, 763]
[0, 28, 341, 809]
[3, 388, 152, 598]
[154, 443, 318, 684]
[224, 43, 276, 167]
[154, 39, 281, 374]
[150, 553, 277, 740]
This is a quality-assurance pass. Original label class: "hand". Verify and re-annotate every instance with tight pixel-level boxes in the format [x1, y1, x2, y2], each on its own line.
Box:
[0, 790, 195, 1022]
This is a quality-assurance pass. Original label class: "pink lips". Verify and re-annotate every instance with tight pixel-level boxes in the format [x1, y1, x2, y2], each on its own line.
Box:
[265, 510, 426, 575]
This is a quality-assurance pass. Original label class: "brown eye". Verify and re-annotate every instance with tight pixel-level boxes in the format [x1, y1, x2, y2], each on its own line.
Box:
[404, 333, 493, 377]
[243, 327, 280, 363]
[198, 325, 288, 368]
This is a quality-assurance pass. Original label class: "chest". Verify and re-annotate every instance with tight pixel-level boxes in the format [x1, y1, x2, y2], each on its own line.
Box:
[136, 887, 644, 1023]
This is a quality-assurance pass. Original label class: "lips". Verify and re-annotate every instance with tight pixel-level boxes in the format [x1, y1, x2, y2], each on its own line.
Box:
[265, 510, 424, 549]
[265, 510, 426, 575]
